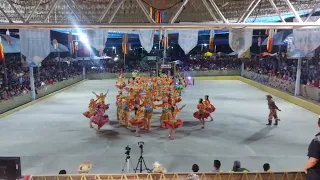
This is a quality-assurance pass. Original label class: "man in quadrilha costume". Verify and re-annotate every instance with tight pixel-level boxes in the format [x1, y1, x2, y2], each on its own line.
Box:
[130, 107, 147, 137]
[266, 95, 281, 125]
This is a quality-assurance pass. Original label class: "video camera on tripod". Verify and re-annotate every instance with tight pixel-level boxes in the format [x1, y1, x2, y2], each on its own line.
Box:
[125, 145, 131, 156]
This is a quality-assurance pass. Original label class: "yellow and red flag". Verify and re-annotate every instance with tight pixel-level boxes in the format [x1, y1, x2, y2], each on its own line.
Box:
[122, 34, 129, 55]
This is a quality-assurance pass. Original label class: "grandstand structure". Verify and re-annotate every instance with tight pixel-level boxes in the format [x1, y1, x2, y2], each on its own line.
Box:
[0, 0, 319, 29]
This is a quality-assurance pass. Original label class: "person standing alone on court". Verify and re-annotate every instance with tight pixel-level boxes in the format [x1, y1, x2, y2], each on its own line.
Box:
[304, 116, 320, 180]
[266, 95, 281, 126]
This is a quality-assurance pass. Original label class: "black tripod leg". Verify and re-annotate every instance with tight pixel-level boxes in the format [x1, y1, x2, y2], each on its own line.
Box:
[135, 157, 141, 172]
[121, 158, 127, 173]
[141, 158, 150, 172]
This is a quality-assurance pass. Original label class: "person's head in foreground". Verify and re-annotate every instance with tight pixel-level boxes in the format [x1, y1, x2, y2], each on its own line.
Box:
[263, 163, 270, 172]
[59, 170, 66, 174]
[192, 164, 199, 172]
[214, 160, 221, 170]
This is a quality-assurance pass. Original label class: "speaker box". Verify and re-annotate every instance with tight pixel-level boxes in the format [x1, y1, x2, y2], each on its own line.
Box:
[0, 157, 21, 180]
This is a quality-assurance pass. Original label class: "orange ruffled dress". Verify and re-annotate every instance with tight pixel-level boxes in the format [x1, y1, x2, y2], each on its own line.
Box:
[193, 103, 210, 120]
[162, 109, 183, 129]
[203, 100, 216, 113]
[130, 109, 147, 127]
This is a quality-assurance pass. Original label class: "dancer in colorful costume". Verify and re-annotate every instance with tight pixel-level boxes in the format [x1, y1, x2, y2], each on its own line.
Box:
[129, 108, 147, 136]
[193, 98, 210, 128]
[116, 73, 126, 89]
[203, 95, 215, 121]
[120, 97, 131, 128]
[92, 90, 109, 109]
[266, 95, 281, 125]
[90, 105, 109, 130]
[83, 99, 97, 118]
[157, 96, 171, 128]
[143, 96, 156, 131]
[163, 104, 186, 140]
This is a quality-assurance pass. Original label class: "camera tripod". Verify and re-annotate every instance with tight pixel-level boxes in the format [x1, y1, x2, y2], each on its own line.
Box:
[134, 146, 151, 173]
[121, 155, 136, 173]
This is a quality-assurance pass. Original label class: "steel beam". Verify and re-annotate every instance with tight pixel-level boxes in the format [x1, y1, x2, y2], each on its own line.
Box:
[63, 0, 81, 21]
[136, 0, 155, 23]
[242, 0, 261, 23]
[98, 0, 114, 22]
[201, 0, 218, 22]
[208, 0, 227, 23]
[237, 0, 257, 23]
[68, 0, 91, 23]
[1, 22, 320, 29]
[283, 0, 302, 22]
[305, 5, 319, 22]
[43, 0, 61, 23]
[26, 0, 43, 22]
[170, 0, 189, 23]
[0, 7, 13, 23]
[268, 0, 286, 23]
[5, 0, 25, 23]
[108, 0, 125, 23]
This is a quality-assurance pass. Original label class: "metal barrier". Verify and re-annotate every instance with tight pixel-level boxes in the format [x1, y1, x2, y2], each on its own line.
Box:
[31, 172, 305, 180]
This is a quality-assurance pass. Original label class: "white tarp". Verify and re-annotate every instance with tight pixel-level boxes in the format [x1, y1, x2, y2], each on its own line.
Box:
[229, 29, 253, 58]
[19, 29, 51, 66]
[87, 30, 108, 55]
[138, 30, 154, 53]
[178, 30, 198, 54]
[293, 16, 320, 56]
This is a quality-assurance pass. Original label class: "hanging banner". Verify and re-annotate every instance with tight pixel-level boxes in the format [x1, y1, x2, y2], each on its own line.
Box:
[87, 30, 108, 56]
[139, 30, 154, 53]
[229, 29, 253, 58]
[19, 29, 51, 67]
[287, 36, 314, 58]
[293, 16, 320, 56]
[178, 30, 198, 54]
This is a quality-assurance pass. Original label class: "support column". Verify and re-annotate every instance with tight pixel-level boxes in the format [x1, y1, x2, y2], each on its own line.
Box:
[240, 62, 244, 76]
[82, 67, 86, 80]
[29, 66, 36, 100]
[294, 58, 302, 96]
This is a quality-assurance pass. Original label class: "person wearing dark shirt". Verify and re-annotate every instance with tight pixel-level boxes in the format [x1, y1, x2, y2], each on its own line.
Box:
[304, 116, 320, 180]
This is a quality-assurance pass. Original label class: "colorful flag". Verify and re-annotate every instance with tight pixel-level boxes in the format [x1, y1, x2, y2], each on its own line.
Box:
[122, 34, 129, 55]
[162, 30, 168, 49]
[265, 29, 277, 52]
[0, 37, 4, 60]
[209, 30, 215, 51]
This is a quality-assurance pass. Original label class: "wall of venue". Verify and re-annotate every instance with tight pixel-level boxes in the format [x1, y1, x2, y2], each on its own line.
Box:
[86, 70, 241, 80]
[0, 75, 83, 114]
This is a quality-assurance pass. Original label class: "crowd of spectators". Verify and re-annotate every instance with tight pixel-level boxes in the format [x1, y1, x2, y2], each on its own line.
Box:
[245, 57, 320, 88]
[0, 57, 81, 103]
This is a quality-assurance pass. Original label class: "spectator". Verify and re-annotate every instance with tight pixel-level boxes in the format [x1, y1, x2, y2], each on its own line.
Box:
[58, 170, 66, 174]
[231, 161, 249, 172]
[304, 116, 320, 180]
[192, 164, 199, 172]
[263, 163, 271, 172]
[211, 160, 223, 173]
[187, 164, 200, 180]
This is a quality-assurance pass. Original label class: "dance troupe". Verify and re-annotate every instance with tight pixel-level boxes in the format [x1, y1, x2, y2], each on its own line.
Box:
[82, 73, 216, 140]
